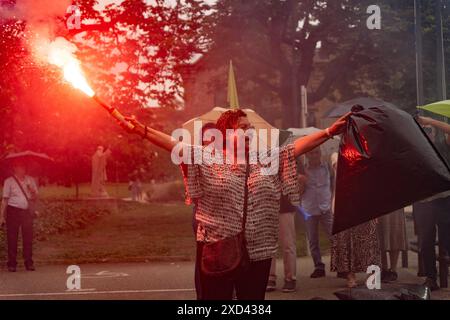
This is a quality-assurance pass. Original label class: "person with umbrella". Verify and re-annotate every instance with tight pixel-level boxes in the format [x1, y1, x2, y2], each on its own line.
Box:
[0, 157, 39, 272]
[414, 115, 450, 290]
[119, 110, 348, 300]
[418, 116, 450, 144]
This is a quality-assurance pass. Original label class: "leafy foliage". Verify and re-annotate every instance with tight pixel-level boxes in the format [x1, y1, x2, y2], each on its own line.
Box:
[0, 199, 112, 258]
[33, 199, 112, 240]
[194, 0, 450, 127]
[0, 0, 210, 183]
[0, 0, 448, 184]
[70, 0, 211, 110]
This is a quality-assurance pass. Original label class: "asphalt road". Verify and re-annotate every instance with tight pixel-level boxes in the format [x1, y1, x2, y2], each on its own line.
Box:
[0, 256, 448, 300]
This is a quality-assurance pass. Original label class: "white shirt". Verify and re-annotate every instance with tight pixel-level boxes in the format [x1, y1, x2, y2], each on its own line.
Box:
[2, 176, 38, 210]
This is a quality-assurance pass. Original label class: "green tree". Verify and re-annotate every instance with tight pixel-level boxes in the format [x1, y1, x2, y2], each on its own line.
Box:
[196, 0, 448, 127]
[0, 0, 210, 185]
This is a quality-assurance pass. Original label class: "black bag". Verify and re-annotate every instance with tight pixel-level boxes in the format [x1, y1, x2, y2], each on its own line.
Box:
[333, 104, 450, 234]
[201, 162, 251, 278]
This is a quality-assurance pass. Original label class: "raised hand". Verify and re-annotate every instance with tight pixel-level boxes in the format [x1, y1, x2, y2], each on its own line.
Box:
[122, 116, 146, 137]
[328, 112, 351, 136]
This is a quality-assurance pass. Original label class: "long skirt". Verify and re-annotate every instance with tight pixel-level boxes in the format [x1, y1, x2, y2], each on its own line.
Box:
[330, 220, 381, 273]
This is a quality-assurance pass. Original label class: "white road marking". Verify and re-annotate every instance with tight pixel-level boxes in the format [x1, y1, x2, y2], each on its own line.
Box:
[81, 271, 130, 279]
[0, 288, 195, 298]
[65, 288, 97, 292]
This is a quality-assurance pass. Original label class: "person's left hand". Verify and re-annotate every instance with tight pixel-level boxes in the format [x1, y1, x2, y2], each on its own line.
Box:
[417, 116, 433, 126]
[328, 112, 351, 136]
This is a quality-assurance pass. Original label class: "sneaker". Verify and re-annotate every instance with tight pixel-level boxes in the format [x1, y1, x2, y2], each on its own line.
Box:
[337, 272, 348, 279]
[7, 266, 16, 272]
[423, 278, 440, 292]
[282, 280, 296, 293]
[310, 269, 325, 278]
[266, 280, 276, 292]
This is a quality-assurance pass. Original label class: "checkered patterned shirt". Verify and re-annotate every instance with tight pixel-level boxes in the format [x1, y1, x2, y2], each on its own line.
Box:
[182, 144, 300, 261]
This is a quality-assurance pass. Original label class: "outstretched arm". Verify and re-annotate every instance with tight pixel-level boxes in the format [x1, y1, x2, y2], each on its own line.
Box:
[418, 116, 450, 135]
[123, 117, 177, 152]
[293, 113, 350, 158]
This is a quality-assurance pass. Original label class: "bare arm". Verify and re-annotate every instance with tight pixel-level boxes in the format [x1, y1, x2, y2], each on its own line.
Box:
[293, 113, 350, 158]
[121, 112, 349, 156]
[122, 117, 177, 152]
[0, 198, 7, 225]
[293, 131, 331, 158]
[418, 117, 450, 135]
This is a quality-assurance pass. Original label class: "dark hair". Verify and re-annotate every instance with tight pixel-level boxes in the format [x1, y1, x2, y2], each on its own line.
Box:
[200, 122, 217, 146]
[215, 110, 247, 137]
[201, 122, 216, 136]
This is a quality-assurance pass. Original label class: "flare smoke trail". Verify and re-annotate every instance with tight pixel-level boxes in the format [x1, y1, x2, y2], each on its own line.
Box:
[0, 0, 71, 23]
[0, 0, 76, 65]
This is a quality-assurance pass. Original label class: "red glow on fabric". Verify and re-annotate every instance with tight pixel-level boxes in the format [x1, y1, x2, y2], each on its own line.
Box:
[341, 129, 371, 167]
[341, 144, 363, 164]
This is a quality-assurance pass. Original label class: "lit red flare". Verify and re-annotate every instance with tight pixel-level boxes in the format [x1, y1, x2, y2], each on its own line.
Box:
[45, 37, 134, 130]
[46, 39, 95, 97]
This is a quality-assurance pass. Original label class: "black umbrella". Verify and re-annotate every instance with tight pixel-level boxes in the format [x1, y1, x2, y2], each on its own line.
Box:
[3, 151, 54, 163]
[325, 97, 398, 118]
[332, 104, 450, 234]
[1, 151, 54, 177]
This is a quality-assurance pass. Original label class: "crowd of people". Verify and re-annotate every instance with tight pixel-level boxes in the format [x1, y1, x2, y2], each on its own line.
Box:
[268, 115, 449, 293]
[270, 147, 407, 291]
[0, 110, 448, 301]
[125, 109, 447, 300]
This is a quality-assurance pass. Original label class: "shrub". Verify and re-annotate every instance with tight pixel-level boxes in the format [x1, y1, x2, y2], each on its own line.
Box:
[0, 199, 113, 257]
[34, 199, 113, 240]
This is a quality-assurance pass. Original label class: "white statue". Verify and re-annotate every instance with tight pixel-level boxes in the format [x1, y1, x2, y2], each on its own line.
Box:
[91, 146, 111, 198]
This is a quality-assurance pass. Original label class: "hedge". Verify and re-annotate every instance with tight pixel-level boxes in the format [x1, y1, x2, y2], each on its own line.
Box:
[0, 199, 114, 258]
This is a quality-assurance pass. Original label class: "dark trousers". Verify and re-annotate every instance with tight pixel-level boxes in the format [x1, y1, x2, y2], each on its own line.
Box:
[435, 197, 450, 255]
[6, 206, 34, 268]
[414, 197, 450, 280]
[197, 243, 271, 300]
[194, 243, 202, 299]
[192, 207, 202, 299]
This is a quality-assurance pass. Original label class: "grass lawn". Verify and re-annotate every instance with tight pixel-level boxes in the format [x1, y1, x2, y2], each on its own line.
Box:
[31, 201, 330, 264]
[33, 201, 196, 264]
